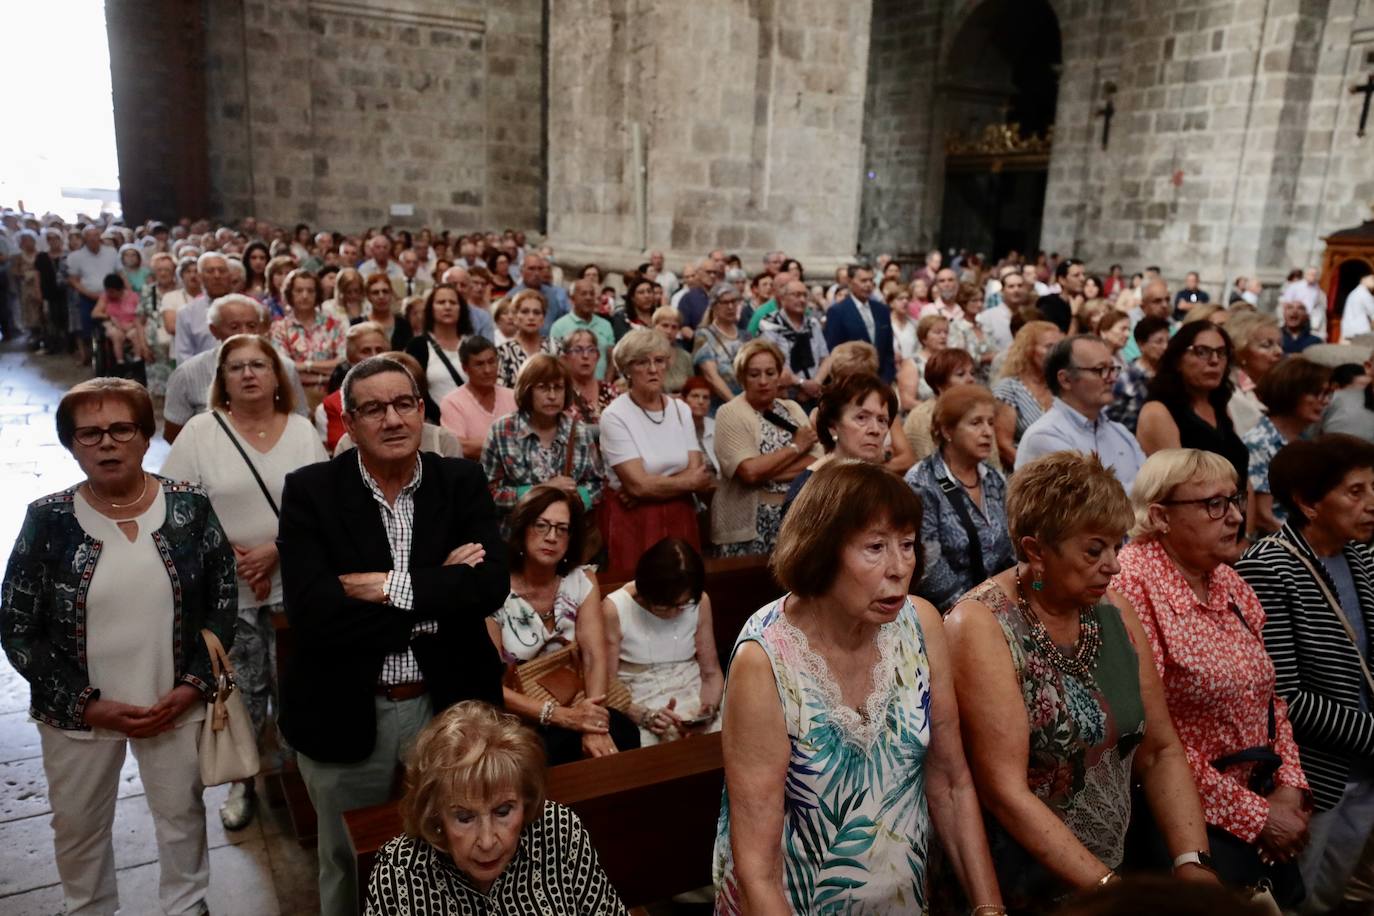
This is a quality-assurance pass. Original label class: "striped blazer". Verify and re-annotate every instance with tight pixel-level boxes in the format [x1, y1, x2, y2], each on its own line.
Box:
[1235, 523, 1374, 811]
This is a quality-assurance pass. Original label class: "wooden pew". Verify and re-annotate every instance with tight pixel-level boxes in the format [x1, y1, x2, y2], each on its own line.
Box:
[344, 733, 724, 912]
[271, 555, 779, 847]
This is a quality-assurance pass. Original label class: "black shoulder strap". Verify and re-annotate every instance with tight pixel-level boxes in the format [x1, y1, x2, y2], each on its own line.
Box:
[937, 473, 987, 583]
[426, 333, 464, 387]
[212, 411, 280, 518]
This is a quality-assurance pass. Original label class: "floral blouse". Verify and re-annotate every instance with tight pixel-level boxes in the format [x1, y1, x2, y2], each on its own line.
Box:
[270, 309, 346, 376]
[496, 337, 559, 389]
[1242, 414, 1301, 527]
[1111, 537, 1308, 841]
[490, 567, 594, 665]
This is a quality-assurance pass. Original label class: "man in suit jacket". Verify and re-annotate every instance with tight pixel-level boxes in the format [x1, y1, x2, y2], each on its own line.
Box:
[277, 355, 507, 916]
[823, 263, 896, 382]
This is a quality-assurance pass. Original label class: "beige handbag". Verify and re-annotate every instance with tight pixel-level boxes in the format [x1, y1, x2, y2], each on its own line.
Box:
[504, 640, 633, 712]
[198, 629, 260, 787]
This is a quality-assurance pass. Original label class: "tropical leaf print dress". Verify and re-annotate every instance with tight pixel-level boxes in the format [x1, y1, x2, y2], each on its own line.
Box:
[712, 597, 933, 914]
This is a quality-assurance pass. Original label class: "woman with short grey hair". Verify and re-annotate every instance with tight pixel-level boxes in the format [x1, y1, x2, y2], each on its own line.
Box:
[694, 282, 752, 412]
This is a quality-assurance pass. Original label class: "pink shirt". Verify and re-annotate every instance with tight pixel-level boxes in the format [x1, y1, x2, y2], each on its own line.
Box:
[100, 290, 140, 325]
[439, 384, 516, 444]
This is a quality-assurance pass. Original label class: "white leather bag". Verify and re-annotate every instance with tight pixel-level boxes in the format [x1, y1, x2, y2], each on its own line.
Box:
[198, 628, 260, 787]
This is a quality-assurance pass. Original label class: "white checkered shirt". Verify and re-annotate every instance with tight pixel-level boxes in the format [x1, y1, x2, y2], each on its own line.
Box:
[357, 453, 437, 686]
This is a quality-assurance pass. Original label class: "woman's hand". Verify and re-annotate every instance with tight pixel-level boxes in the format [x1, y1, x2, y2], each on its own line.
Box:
[581, 732, 619, 758]
[135, 684, 203, 737]
[643, 699, 685, 737]
[679, 464, 715, 494]
[1258, 792, 1310, 862]
[233, 543, 278, 587]
[554, 696, 610, 734]
[443, 543, 486, 567]
[791, 425, 818, 454]
[83, 698, 158, 735]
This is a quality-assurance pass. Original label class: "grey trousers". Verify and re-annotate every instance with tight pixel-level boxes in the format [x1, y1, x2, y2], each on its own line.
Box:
[297, 694, 433, 916]
[1296, 775, 1374, 914]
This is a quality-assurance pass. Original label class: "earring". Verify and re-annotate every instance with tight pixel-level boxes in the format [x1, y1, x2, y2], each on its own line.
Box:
[1032, 573, 1044, 591]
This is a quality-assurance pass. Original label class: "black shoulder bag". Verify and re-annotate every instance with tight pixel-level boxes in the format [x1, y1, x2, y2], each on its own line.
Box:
[212, 411, 280, 517]
[426, 333, 465, 387]
[937, 474, 986, 584]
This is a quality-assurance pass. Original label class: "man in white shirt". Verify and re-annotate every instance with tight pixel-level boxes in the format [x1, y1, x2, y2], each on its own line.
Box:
[174, 252, 235, 364]
[977, 267, 1024, 352]
[358, 234, 403, 283]
[65, 225, 122, 364]
[920, 268, 964, 321]
[649, 250, 679, 299]
[1340, 272, 1374, 341]
[1282, 267, 1328, 336]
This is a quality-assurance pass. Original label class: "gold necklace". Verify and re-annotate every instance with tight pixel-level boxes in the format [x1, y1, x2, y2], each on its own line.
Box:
[230, 410, 270, 439]
[87, 473, 150, 510]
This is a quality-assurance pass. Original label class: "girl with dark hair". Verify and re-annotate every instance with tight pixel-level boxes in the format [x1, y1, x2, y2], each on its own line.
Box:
[242, 240, 270, 300]
[611, 277, 659, 340]
[603, 538, 724, 745]
[404, 283, 475, 411]
[1137, 320, 1249, 490]
[486, 486, 640, 765]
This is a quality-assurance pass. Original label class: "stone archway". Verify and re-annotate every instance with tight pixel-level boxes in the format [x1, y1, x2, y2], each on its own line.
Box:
[936, 0, 1061, 261]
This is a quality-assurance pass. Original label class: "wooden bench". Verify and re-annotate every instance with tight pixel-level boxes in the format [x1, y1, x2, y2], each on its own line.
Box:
[270, 555, 779, 846]
[344, 732, 724, 912]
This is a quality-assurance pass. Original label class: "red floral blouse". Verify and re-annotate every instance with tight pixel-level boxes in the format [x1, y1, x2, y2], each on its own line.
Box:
[1112, 537, 1308, 841]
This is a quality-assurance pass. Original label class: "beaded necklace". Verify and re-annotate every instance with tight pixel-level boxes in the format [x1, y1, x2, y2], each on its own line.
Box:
[1015, 570, 1102, 682]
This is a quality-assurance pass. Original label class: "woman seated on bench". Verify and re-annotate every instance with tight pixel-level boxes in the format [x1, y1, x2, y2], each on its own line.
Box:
[488, 486, 640, 765]
[603, 537, 724, 746]
[365, 700, 627, 916]
[92, 272, 151, 365]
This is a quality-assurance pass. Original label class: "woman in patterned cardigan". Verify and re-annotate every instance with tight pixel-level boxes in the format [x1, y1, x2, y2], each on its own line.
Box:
[1, 377, 237, 916]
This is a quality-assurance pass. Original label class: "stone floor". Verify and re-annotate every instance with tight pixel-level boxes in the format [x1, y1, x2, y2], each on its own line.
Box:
[0, 341, 320, 915]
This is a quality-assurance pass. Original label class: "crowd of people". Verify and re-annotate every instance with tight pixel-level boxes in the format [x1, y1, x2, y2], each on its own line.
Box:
[3, 207, 1374, 915]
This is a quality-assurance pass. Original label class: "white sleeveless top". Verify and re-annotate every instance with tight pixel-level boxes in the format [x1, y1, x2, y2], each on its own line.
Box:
[606, 586, 699, 666]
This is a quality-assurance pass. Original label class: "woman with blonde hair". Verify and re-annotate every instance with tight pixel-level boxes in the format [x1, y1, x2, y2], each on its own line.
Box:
[900, 313, 949, 408]
[324, 266, 366, 323]
[651, 305, 693, 393]
[366, 700, 626, 914]
[1225, 310, 1283, 436]
[992, 319, 1063, 455]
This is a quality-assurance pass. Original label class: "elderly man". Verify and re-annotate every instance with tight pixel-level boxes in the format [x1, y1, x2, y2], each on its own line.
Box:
[760, 279, 830, 405]
[1120, 278, 1174, 362]
[746, 268, 796, 335]
[677, 258, 720, 330]
[65, 224, 122, 364]
[435, 265, 495, 342]
[277, 355, 507, 916]
[508, 252, 569, 333]
[1015, 335, 1146, 490]
[914, 248, 942, 286]
[173, 252, 235, 364]
[978, 266, 1023, 351]
[648, 249, 679, 297]
[163, 294, 310, 442]
[358, 234, 403, 284]
[1340, 271, 1374, 341]
[763, 249, 785, 277]
[302, 232, 335, 273]
[920, 267, 964, 321]
[395, 248, 432, 300]
[824, 263, 895, 382]
[550, 277, 614, 378]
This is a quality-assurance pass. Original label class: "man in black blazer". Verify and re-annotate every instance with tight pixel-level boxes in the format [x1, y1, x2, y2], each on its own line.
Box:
[277, 355, 507, 916]
[822, 262, 896, 382]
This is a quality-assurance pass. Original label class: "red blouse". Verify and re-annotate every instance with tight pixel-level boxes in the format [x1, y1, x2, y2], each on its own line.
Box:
[1112, 537, 1307, 841]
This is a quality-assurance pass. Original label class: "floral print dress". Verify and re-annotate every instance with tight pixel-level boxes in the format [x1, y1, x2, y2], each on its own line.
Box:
[713, 597, 934, 914]
[964, 580, 1145, 911]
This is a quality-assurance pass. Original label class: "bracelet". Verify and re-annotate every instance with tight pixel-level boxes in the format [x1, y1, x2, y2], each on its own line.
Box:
[538, 700, 557, 726]
[970, 906, 1007, 916]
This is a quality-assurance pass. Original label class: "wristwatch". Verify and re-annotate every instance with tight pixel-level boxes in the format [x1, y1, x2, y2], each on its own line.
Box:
[1172, 850, 1215, 872]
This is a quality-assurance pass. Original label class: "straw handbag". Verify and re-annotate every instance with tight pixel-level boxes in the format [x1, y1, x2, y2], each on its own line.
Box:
[198, 629, 261, 786]
[504, 639, 633, 712]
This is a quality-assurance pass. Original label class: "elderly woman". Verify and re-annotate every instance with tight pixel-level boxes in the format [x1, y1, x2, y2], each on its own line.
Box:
[782, 371, 896, 512]
[363, 270, 411, 350]
[711, 340, 820, 557]
[1236, 436, 1374, 913]
[1111, 449, 1308, 907]
[271, 267, 345, 411]
[651, 305, 693, 393]
[946, 451, 1213, 909]
[906, 386, 1015, 613]
[1095, 309, 1132, 371]
[1243, 357, 1330, 536]
[405, 282, 474, 412]
[481, 354, 604, 521]
[561, 328, 616, 437]
[318, 322, 392, 449]
[323, 266, 365, 323]
[714, 461, 1003, 914]
[1226, 310, 1284, 436]
[365, 700, 626, 915]
[497, 289, 559, 388]
[598, 328, 714, 578]
[900, 313, 949, 408]
[486, 488, 638, 765]
[137, 252, 179, 396]
[993, 319, 1063, 455]
[604, 537, 724, 746]
[903, 347, 1016, 470]
[680, 376, 718, 474]
[694, 282, 752, 411]
[814, 340, 917, 475]
[1109, 316, 1171, 434]
[162, 334, 327, 829]
[2, 378, 237, 916]
[439, 336, 516, 460]
[1137, 322, 1249, 491]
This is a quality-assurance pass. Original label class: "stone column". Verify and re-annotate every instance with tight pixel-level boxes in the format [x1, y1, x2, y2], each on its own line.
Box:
[546, 0, 874, 275]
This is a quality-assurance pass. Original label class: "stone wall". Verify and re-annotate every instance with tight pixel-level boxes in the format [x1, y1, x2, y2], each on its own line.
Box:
[546, 0, 874, 273]
[202, 0, 544, 231]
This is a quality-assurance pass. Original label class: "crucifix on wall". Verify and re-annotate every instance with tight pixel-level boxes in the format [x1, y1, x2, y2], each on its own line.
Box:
[1353, 74, 1374, 138]
[1094, 81, 1117, 150]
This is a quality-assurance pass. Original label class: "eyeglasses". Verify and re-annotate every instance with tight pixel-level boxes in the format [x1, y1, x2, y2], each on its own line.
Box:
[1070, 363, 1120, 380]
[564, 346, 598, 357]
[225, 358, 271, 375]
[73, 422, 141, 446]
[632, 356, 670, 370]
[1184, 344, 1228, 363]
[532, 382, 565, 394]
[349, 394, 421, 422]
[1161, 492, 1245, 520]
[531, 519, 571, 539]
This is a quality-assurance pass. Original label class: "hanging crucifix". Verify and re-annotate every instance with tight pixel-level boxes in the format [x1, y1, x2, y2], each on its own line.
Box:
[1094, 81, 1118, 150]
[1353, 74, 1374, 138]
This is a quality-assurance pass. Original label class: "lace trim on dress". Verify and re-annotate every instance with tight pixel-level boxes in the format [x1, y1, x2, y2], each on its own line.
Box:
[774, 608, 899, 748]
[1062, 736, 1141, 869]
